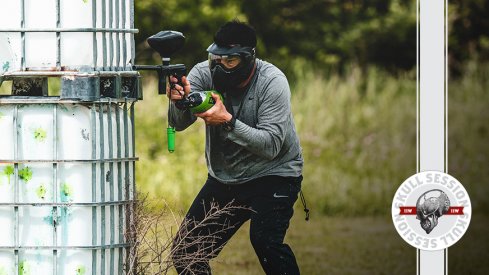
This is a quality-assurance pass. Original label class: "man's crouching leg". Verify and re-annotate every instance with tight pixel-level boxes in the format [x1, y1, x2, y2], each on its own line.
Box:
[171, 176, 250, 274]
[249, 175, 302, 275]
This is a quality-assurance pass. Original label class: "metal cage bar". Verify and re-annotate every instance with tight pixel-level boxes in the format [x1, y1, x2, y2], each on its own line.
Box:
[56, 0, 61, 70]
[91, 103, 98, 275]
[1, 70, 139, 78]
[98, 103, 106, 275]
[13, 105, 19, 275]
[109, 0, 114, 71]
[0, 27, 138, 33]
[52, 104, 59, 275]
[0, 157, 139, 164]
[108, 101, 115, 275]
[0, 243, 130, 251]
[115, 0, 121, 71]
[102, 0, 108, 71]
[121, 0, 127, 70]
[92, 0, 98, 70]
[20, 0, 26, 71]
[123, 99, 131, 273]
[130, 0, 135, 66]
[0, 200, 134, 207]
[0, 98, 138, 106]
[130, 102, 135, 200]
[130, 102, 136, 275]
[116, 102, 124, 275]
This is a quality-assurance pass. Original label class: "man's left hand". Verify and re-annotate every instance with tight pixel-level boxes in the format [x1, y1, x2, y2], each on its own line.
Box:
[194, 93, 232, 126]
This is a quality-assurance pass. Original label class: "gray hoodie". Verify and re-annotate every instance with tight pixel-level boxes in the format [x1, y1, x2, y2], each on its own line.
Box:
[168, 59, 303, 184]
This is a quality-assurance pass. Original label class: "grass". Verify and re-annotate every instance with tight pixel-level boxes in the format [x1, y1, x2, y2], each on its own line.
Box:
[447, 61, 489, 212]
[131, 63, 489, 274]
[291, 66, 417, 215]
[211, 214, 416, 275]
[134, 62, 489, 216]
[148, 211, 489, 275]
[135, 66, 419, 215]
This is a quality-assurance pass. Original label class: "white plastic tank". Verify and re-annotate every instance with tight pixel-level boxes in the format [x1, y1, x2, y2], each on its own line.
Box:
[0, 0, 139, 273]
[0, 102, 135, 274]
[0, 0, 135, 72]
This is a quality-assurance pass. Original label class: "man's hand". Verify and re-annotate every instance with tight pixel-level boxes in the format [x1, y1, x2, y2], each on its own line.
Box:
[194, 93, 232, 126]
[166, 75, 191, 102]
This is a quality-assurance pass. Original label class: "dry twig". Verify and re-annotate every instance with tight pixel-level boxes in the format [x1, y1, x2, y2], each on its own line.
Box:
[124, 193, 250, 275]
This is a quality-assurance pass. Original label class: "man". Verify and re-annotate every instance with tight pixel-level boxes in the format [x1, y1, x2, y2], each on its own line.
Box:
[168, 20, 305, 275]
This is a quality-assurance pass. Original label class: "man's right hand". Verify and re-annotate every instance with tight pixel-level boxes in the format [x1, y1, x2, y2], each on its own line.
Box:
[167, 75, 191, 102]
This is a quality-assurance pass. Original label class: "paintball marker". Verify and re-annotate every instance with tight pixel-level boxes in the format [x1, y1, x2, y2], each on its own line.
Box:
[134, 31, 224, 152]
[134, 30, 186, 95]
[133, 30, 186, 153]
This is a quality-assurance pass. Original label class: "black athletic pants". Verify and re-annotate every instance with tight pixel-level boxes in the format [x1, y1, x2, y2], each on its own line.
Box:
[172, 174, 302, 275]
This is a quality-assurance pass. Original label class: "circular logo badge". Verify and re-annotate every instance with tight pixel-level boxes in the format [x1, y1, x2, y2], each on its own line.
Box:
[391, 171, 471, 251]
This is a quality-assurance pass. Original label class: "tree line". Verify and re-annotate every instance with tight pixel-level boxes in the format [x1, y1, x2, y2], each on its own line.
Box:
[134, 0, 488, 77]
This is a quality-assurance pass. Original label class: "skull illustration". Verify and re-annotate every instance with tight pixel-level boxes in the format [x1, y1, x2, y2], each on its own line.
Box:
[416, 189, 450, 234]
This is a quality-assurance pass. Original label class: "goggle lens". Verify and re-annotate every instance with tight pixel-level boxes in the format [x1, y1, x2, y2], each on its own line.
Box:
[208, 53, 242, 69]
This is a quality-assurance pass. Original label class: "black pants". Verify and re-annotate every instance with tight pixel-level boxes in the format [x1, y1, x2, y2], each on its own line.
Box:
[172, 174, 302, 275]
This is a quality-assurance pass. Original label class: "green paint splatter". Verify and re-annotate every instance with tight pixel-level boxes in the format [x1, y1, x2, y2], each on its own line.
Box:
[2, 61, 9, 72]
[43, 210, 58, 225]
[36, 184, 47, 199]
[3, 165, 14, 184]
[76, 265, 86, 275]
[19, 261, 30, 275]
[19, 167, 33, 183]
[42, 184, 74, 225]
[44, 205, 72, 225]
[34, 128, 47, 141]
[82, 0, 89, 4]
[60, 182, 74, 203]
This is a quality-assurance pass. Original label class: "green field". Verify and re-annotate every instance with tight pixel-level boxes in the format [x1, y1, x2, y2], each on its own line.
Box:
[212, 214, 489, 275]
[135, 63, 489, 215]
[134, 209, 489, 275]
[133, 63, 489, 274]
[135, 66, 419, 215]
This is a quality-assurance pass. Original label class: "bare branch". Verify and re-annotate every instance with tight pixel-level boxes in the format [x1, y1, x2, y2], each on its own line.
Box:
[123, 192, 251, 275]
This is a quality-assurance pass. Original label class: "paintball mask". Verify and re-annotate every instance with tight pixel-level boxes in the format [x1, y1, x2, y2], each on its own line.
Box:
[206, 43, 256, 93]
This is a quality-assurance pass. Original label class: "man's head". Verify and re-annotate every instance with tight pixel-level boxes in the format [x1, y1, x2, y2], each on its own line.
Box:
[213, 20, 257, 49]
[207, 20, 257, 92]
